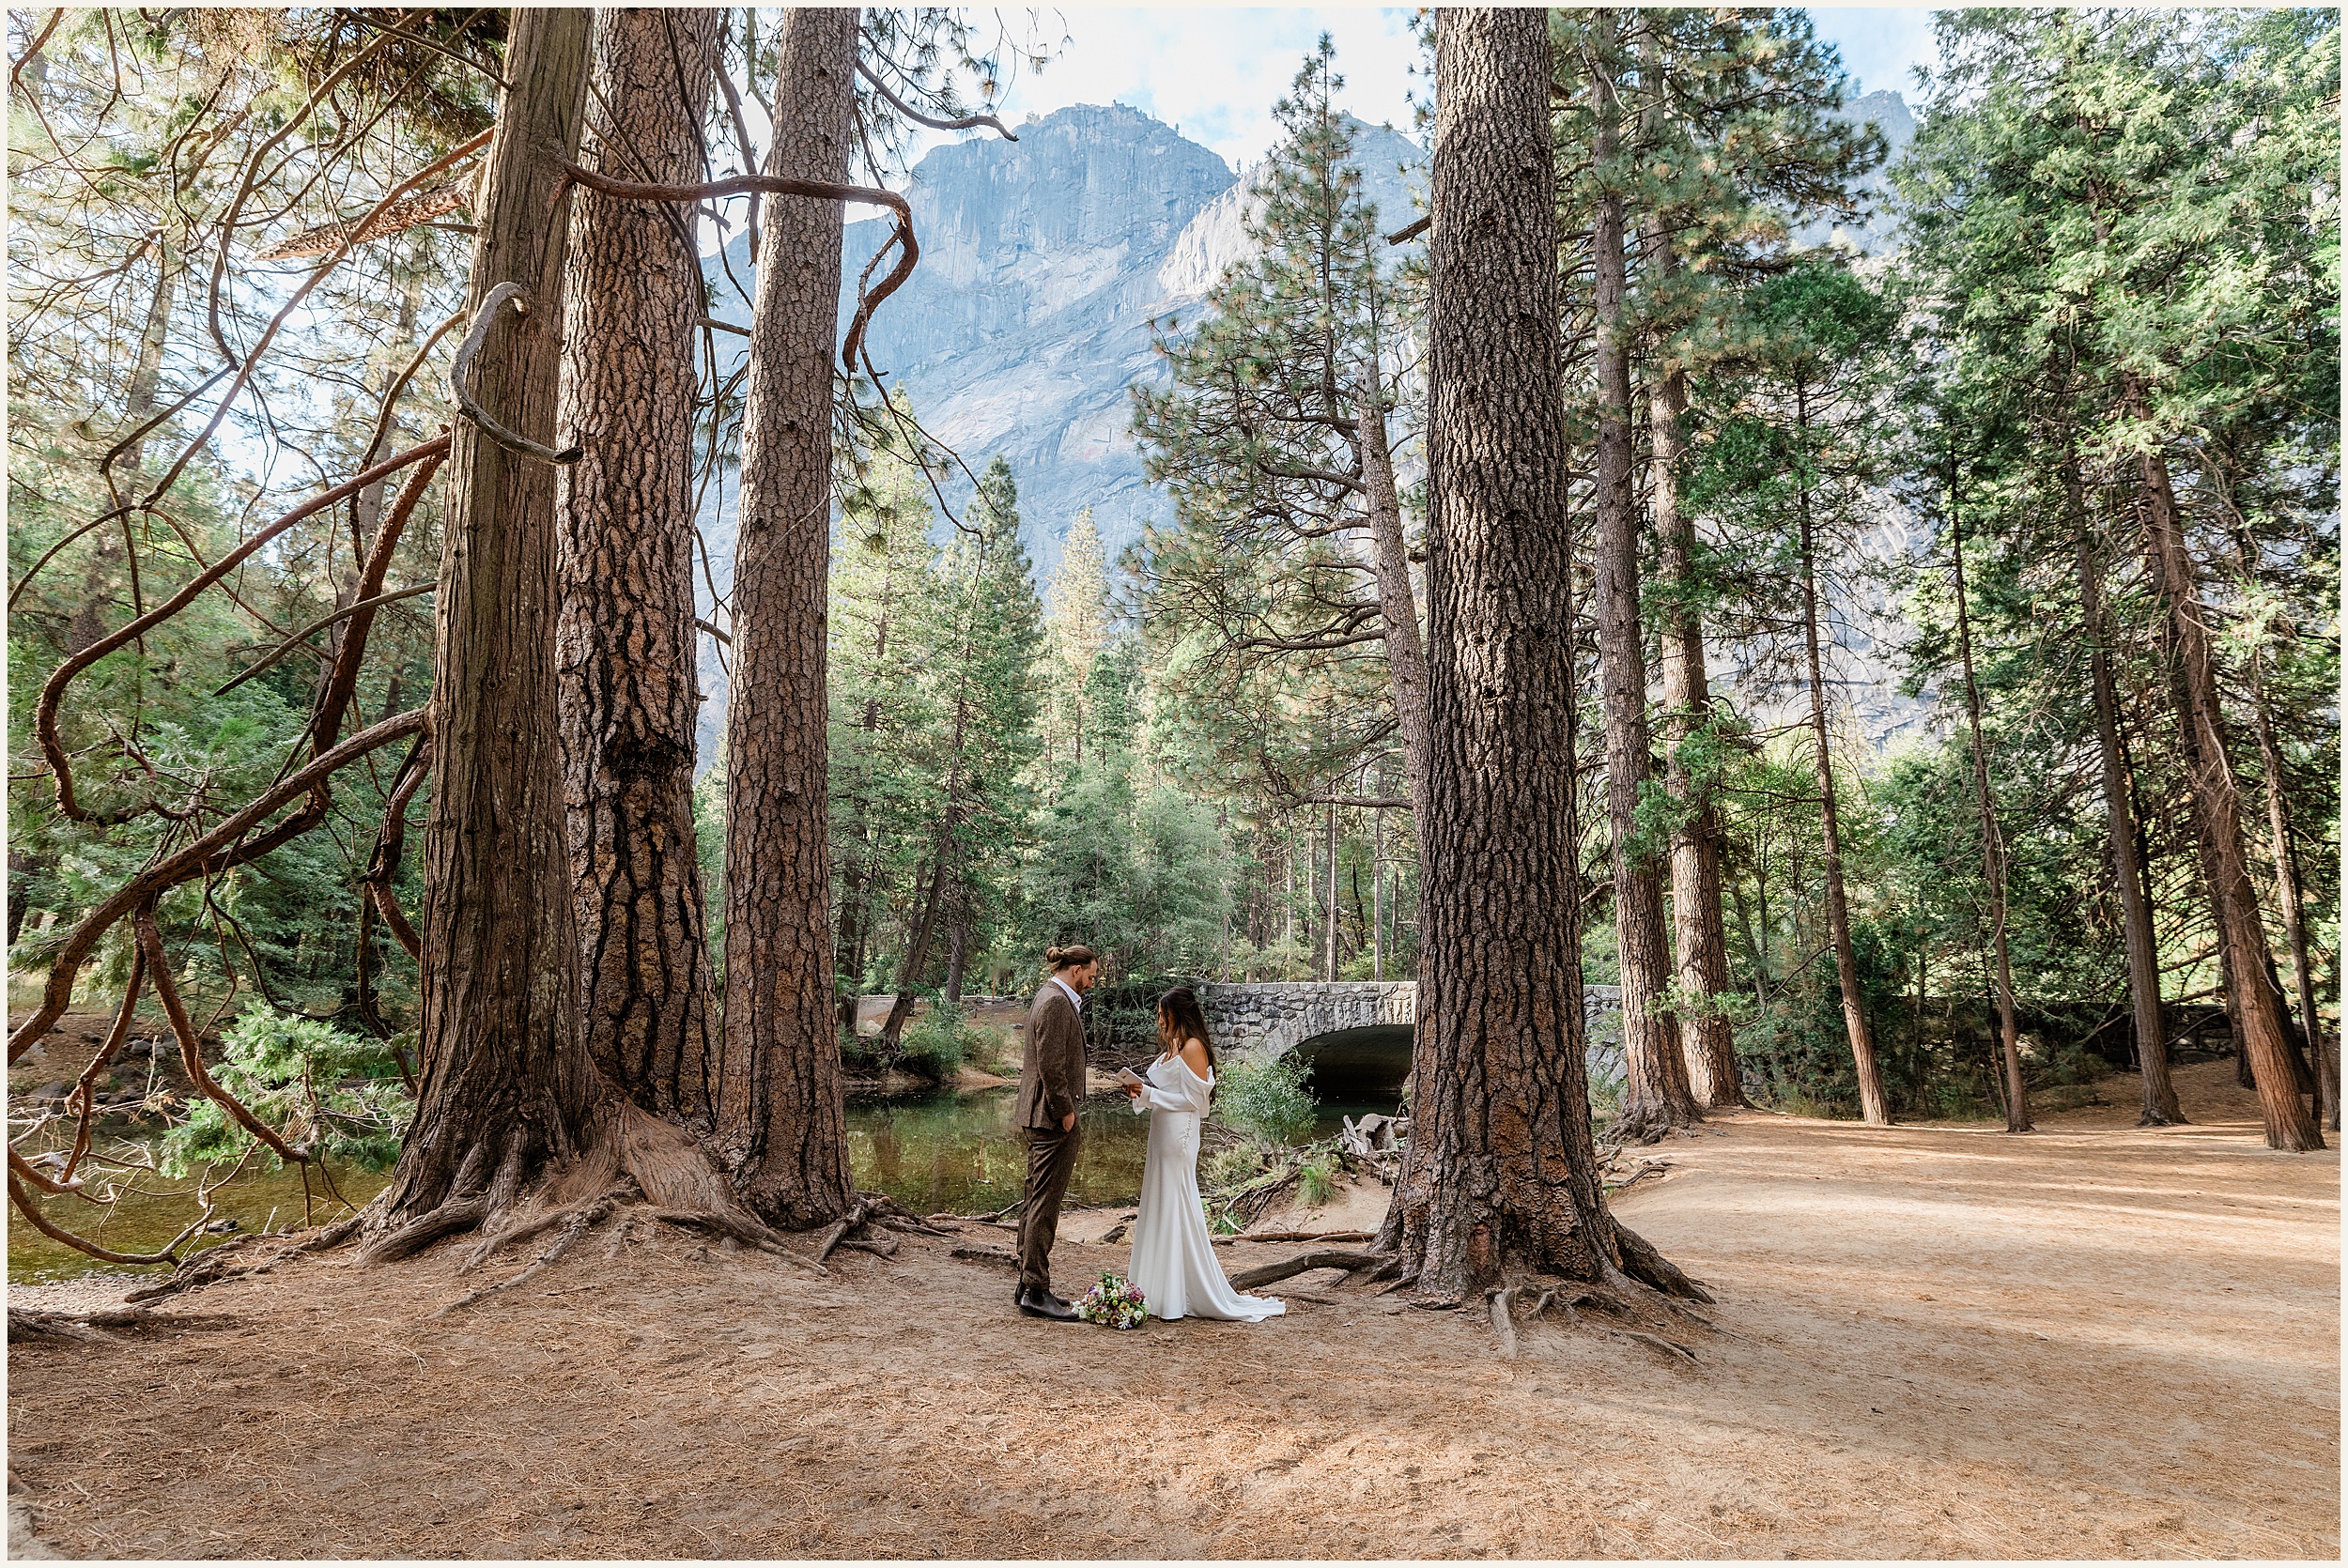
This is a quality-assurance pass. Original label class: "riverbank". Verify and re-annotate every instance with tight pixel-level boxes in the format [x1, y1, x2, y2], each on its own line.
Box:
[8, 1060, 2334, 1558]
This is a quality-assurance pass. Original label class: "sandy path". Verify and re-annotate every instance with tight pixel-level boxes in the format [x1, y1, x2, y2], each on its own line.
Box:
[8, 1061, 2337, 1559]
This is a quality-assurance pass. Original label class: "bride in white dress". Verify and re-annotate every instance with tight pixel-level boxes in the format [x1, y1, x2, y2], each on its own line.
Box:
[1120, 987, 1287, 1324]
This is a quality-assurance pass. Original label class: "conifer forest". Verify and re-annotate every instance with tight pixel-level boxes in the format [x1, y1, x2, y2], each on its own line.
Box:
[5, 7, 2339, 1560]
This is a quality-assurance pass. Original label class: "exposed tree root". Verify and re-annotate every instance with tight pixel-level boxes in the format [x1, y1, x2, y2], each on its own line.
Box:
[1614, 1328, 1701, 1363]
[1486, 1286, 1520, 1359]
[1226, 1249, 1382, 1291]
[645, 1209, 829, 1272]
[437, 1199, 615, 1316]
[459, 1184, 636, 1271]
[813, 1195, 874, 1263]
[949, 1244, 1018, 1268]
[1611, 1219, 1715, 1304]
[1601, 1103, 1706, 1148]
[356, 1196, 491, 1266]
[120, 1215, 363, 1306]
[363, 1099, 832, 1274]
[8, 1305, 167, 1341]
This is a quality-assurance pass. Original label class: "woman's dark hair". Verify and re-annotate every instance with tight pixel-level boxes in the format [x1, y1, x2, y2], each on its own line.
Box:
[1045, 944, 1099, 972]
[1155, 986, 1215, 1075]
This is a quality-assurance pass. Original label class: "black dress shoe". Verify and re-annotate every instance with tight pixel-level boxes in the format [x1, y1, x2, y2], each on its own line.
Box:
[1015, 1284, 1079, 1320]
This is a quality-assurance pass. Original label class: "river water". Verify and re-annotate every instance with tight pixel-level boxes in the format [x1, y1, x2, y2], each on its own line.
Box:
[8, 1086, 1396, 1284]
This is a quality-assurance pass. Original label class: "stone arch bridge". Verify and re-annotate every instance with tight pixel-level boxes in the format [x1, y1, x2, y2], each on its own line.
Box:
[1197, 981, 1626, 1102]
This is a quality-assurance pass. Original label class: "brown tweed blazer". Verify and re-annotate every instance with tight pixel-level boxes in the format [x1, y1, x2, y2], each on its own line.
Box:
[1013, 980, 1088, 1131]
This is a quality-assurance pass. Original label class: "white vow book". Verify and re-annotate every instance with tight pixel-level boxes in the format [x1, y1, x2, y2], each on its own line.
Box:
[1114, 1067, 1149, 1089]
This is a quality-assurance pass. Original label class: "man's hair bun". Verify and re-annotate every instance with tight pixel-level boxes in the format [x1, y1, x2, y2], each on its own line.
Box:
[1046, 943, 1099, 970]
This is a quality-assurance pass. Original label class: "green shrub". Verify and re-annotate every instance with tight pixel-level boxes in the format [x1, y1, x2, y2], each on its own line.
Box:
[1296, 1149, 1337, 1207]
[1213, 1053, 1315, 1145]
[898, 1004, 972, 1081]
[159, 1007, 410, 1176]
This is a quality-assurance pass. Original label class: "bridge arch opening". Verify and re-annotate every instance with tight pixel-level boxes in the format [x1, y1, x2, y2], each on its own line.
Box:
[1291, 1022, 1413, 1099]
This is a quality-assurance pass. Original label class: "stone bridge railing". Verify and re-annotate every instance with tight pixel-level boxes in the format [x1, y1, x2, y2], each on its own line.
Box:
[1198, 981, 1626, 1096]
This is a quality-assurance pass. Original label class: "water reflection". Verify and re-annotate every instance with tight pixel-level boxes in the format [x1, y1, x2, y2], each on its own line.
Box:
[845, 1087, 1149, 1214]
[7, 1132, 388, 1285]
[12, 1084, 1407, 1283]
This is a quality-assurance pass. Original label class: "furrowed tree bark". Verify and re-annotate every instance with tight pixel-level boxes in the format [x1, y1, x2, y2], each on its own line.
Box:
[2247, 653, 2336, 1130]
[881, 852, 949, 1049]
[2069, 468, 2180, 1126]
[374, 7, 602, 1234]
[1797, 382, 1889, 1125]
[2126, 382, 2321, 1151]
[720, 4, 860, 1225]
[1361, 352, 1434, 853]
[1645, 346, 1741, 1110]
[1588, 8, 1699, 1144]
[1381, 8, 1700, 1309]
[1947, 476, 2029, 1132]
[556, 7, 724, 1127]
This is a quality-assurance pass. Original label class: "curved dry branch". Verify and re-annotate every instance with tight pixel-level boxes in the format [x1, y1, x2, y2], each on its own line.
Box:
[449, 282, 582, 465]
[9, 706, 428, 1067]
[553, 161, 917, 371]
[214, 582, 433, 698]
[305, 442, 445, 756]
[134, 899, 327, 1188]
[855, 58, 1017, 139]
[34, 435, 449, 825]
[8, 1166, 209, 1268]
[150, 125, 489, 510]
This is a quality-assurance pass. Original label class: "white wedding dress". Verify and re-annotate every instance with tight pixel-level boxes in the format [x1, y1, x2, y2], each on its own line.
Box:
[1125, 1053, 1287, 1323]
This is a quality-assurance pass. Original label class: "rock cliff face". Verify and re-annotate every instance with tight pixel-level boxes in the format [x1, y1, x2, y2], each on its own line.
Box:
[703, 103, 1426, 572]
[693, 102, 1426, 761]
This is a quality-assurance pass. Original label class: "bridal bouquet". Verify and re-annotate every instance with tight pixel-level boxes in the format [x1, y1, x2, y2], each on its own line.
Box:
[1074, 1270, 1149, 1330]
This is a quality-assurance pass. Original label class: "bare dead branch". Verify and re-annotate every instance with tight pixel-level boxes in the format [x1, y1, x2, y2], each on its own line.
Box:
[553, 161, 917, 371]
[35, 435, 449, 824]
[449, 283, 583, 465]
[855, 57, 1017, 138]
[215, 583, 432, 697]
[9, 706, 428, 1066]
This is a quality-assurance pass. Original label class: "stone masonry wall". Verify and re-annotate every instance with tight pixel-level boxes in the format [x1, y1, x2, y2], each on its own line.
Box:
[1198, 981, 1626, 1097]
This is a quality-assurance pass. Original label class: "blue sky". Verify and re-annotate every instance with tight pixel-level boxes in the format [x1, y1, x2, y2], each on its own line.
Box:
[941, 7, 1942, 172]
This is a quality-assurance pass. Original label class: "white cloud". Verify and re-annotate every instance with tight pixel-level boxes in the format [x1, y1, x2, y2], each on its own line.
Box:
[922, 7, 1427, 173]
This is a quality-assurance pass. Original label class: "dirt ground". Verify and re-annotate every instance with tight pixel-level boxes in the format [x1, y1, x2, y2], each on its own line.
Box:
[8, 1059, 2338, 1560]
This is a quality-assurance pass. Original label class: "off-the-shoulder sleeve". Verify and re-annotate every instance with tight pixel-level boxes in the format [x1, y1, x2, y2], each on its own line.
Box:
[1132, 1063, 1212, 1116]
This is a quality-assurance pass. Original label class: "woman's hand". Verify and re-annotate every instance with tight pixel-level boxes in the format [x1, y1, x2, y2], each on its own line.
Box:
[1122, 1082, 1145, 1100]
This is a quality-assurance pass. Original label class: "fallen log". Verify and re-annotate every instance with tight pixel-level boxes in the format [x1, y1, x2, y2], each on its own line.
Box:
[1217, 1229, 1373, 1246]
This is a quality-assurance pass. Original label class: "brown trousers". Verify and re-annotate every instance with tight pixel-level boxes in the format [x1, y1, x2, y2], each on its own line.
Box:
[1015, 1122, 1082, 1293]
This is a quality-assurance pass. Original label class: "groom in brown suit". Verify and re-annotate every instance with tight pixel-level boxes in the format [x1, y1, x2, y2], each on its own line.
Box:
[1013, 944, 1100, 1319]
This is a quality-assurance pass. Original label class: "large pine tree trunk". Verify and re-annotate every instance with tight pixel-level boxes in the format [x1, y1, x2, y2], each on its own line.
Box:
[719, 5, 861, 1223]
[1799, 393, 1889, 1125]
[2128, 392, 2322, 1151]
[556, 8, 723, 1125]
[1381, 8, 1700, 1308]
[1588, 10, 1699, 1143]
[373, 8, 601, 1236]
[2248, 670, 2336, 1128]
[1646, 352, 1742, 1110]
[2069, 476, 2181, 1125]
[1948, 491, 2030, 1132]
